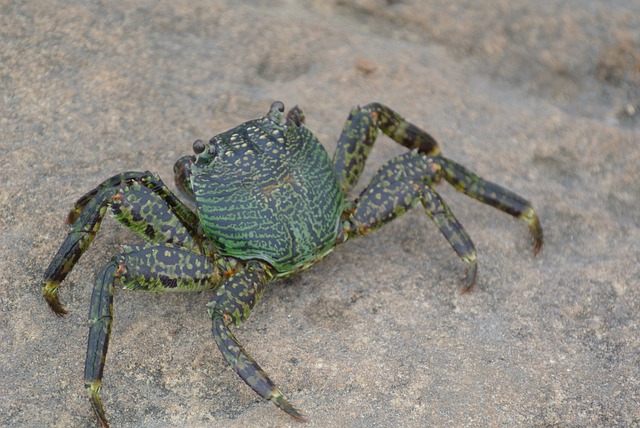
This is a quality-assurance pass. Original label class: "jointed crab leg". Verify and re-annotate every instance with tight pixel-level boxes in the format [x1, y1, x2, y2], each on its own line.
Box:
[420, 184, 478, 288]
[434, 156, 543, 254]
[85, 261, 117, 428]
[344, 152, 478, 287]
[333, 103, 440, 196]
[43, 171, 202, 315]
[84, 244, 221, 427]
[208, 261, 306, 421]
[333, 103, 543, 267]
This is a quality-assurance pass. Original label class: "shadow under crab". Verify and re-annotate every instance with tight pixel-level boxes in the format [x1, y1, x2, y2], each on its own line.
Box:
[42, 101, 543, 426]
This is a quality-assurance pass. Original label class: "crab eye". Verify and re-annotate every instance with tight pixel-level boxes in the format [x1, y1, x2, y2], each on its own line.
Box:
[271, 101, 285, 113]
[193, 138, 219, 166]
[193, 139, 206, 154]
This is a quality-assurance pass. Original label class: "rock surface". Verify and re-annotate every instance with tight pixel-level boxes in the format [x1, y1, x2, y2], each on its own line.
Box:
[2, 1, 639, 426]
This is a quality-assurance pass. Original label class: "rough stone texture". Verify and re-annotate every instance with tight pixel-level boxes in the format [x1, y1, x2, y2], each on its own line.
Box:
[2, 1, 639, 427]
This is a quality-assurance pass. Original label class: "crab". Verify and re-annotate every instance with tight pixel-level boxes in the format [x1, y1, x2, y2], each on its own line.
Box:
[42, 101, 543, 426]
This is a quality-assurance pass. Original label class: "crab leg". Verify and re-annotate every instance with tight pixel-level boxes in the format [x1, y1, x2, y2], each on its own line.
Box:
[43, 171, 202, 315]
[434, 156, 543, 254]
[207, 261, 306, 422]
[332, 102, 543, 256]
[85, 261, 116, 428]
[345, 152, 478, 288]
[84, 244, 220, 427]
[333, 103, 440, 196]
[419, 184, 478, 288]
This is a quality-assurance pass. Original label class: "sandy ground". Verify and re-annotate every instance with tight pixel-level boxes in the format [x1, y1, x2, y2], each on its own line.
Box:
[2, 1, 639, 427]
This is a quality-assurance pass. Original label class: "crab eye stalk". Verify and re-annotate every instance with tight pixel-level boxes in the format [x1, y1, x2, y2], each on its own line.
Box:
[286, 106, 305, 127]
[271, 101, 285, 113]
[193, 139, 206, 154]
[267, 101, 286, 125]
[193, 138, 219, 165]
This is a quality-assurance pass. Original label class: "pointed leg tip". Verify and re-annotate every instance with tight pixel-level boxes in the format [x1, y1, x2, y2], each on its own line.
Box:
[532, 238, 544, 256]
[49, 301, 69, 317]
[460, 260, 478, 293]
[524, 211, 543, 256]
[87, 383, 110, 428]
[460, 284, 474, 294]
[53, 308, 69, 317]
[531, 219, 544, 256]
[288, 409, 308, 423]
[43, 283, 69, 316]
[293, 414, 308, 423]
[271, 393, 307, 423]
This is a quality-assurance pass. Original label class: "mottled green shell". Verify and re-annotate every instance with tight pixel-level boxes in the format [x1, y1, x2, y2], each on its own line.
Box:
[191, 106, 344, 273]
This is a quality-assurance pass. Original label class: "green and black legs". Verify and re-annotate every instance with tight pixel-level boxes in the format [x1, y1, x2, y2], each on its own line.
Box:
[208, 261, 306, 421]
[83, 244, 294, 427]
[334, 103, 543, 288]
[42, 172, 213, 426]
[42, 171, 302, 426]
[84, 246, 224, 427]
[43, 101, 543, 426]
[42, 171, 203, 314]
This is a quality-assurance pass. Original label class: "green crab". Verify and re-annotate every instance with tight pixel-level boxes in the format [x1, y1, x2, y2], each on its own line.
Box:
[42, 101, 543, 426]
